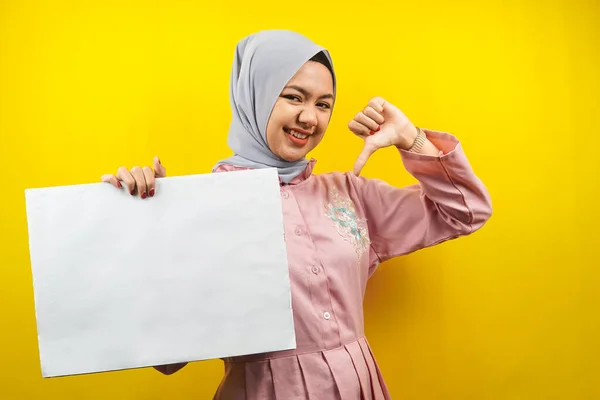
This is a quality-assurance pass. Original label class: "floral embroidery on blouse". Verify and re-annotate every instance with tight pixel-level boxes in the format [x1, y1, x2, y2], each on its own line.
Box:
[325, 188, 370, 259]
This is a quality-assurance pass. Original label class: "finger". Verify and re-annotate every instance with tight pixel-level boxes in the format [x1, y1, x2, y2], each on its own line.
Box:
[353, 143, 378, 176]
[142, 166, 156, 197]
[368, 97, 386, 113]
[348, 120, 371, 137]
[116, 167, 136, 195]
[363, 106, 385, 125]
[101, 174, 122, 189]
[153, 156, 166, 178]
[353, 112, 380, 132]
[130, 166, 148, 199]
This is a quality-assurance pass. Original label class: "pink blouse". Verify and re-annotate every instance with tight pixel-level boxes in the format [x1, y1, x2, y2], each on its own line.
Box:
[196, 130, 491, 399]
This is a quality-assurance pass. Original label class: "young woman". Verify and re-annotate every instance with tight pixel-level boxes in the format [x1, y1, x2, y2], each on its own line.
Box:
[101, 29, 492, 400]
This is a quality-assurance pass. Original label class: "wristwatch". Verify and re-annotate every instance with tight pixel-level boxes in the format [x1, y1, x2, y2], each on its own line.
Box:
[407, 127, 426, 153]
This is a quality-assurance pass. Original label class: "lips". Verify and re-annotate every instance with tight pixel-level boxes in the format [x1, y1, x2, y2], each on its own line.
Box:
[284, 127, 311, 146]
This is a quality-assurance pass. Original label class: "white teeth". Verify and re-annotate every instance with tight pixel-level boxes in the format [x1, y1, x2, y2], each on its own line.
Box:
[289, 130, 308, 139]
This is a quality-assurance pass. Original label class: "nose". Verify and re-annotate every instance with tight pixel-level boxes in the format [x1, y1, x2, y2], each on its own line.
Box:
[297, 106, 317, 128]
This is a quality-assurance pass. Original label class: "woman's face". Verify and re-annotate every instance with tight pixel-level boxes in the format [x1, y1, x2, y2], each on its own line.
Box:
[265, 61, 334, 162]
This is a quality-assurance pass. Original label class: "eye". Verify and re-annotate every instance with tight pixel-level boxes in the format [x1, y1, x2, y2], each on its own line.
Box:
[317, 102, 331, 109]
[282, 94, 302, 102]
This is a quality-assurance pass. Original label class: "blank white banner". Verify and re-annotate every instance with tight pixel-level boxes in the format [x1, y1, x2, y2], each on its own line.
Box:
[25, 168, 295, 378]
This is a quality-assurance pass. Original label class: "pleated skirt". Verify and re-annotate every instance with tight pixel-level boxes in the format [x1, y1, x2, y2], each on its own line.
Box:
[213, 337, 391, 400]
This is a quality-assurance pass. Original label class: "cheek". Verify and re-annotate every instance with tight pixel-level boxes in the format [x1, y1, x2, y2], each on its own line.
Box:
[318, 112, 331, 131]
[265, 125, 281, 154]
[265, 106, 284, 145]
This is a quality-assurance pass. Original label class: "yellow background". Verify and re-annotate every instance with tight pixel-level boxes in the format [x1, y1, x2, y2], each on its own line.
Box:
[1, 0, 598, 398]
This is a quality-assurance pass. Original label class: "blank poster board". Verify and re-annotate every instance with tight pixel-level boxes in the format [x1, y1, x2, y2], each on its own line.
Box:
[24, 168, 295, 378]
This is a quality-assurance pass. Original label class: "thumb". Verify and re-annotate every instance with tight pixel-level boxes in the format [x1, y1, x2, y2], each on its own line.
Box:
[353, 143, 377, 176]
[153, 156, 166, 178]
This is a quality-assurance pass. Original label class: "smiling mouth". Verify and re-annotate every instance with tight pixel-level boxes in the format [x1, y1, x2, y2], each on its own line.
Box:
[284, 127, 310, 145]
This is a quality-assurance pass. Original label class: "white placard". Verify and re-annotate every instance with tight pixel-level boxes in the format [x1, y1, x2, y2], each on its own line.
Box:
[25, 168, 295, 377]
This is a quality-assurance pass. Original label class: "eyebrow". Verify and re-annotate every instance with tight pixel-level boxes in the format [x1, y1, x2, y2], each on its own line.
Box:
[284, 85, 334, 100]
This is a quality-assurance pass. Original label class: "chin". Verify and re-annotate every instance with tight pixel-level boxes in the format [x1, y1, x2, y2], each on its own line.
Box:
[269, 133, 321, 162]
[279, 151, 307, 162]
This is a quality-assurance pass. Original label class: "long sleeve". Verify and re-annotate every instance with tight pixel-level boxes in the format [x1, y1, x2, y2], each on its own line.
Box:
[355, 129, 492, 270]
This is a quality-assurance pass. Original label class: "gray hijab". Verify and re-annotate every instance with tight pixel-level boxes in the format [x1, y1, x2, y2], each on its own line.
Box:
[213, 30, 336, 183]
